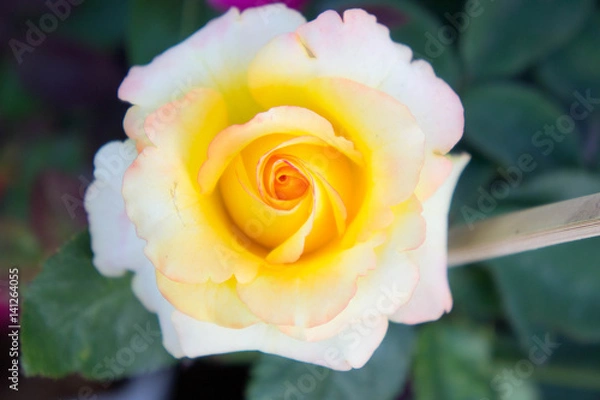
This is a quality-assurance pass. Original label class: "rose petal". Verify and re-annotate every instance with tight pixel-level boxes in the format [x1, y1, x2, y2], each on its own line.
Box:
[414, 153, 453, 201]
[198, 106, 361, 195]
[123, 106, 154, 152]
[219, 156, 313, 251]
[264, 171, 317, 264]
[171, 310, 389, 370]
[118, 5, 306, 124]
[236, 236, 383, 328]
[278, 197, 423, 341]
[248, 8, 462, 154]
[259, 77, 425, 244]
[85, 140, 184, 356]
[84, 140, 146, 277]
[132, 264, 184, 357]
[248, 8, 463, 200]
[122, 88, 261, 285]
[390, 154, 470, 324]
[156, 272, 260, 329]
[249, 74, 426, 245]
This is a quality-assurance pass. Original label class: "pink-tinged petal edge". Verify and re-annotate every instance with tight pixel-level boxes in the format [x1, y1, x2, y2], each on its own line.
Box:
[391, 154, 470, 324]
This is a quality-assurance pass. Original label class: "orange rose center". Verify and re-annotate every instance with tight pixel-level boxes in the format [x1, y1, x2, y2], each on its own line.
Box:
[273, 164, 309, 200]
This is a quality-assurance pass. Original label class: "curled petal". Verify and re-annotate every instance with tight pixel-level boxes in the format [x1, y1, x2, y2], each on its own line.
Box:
[198, 106, 361, 194]
[414, 153, 453, 201]
[220, 156, 313, 252]
[156, 272, 260, 329]
[123, 106, 154, 152]
[391, 154, 470, 324]
[261, 77, 425, 243]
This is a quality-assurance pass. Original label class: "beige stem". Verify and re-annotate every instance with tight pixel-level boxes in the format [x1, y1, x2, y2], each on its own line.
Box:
[447, 193, 600, 267]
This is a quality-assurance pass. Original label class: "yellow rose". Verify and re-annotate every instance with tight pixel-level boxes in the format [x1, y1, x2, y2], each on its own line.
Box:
[85, 4, 468, 370]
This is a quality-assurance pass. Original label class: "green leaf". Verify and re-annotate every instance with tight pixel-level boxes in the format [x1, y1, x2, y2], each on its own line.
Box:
[460, 0, 594, 80]
[413, 323, 495, 400]
[507, 383, 541, 400]
[536, 12, 600, 104]
[489, 236, 600, 345]
[22, 232, 175, 379]
[493, 335, 600, 393]
[505, 169, 600, 205]
[246, 323, 415, 400]
[0, 219, 42, 267]
[449, 155, 497, 225]
[487, 170, 600, 344]
[536, 341, 600, 391]
[540, 385, 600, 400]
[463, 83, 582, 171]
[449, 265, 502, 323]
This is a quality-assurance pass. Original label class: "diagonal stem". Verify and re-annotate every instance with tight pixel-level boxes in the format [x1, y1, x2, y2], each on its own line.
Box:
[447, 193, 600, 267]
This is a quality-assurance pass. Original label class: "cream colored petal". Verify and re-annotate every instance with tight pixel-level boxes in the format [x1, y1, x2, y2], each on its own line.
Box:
[156, 271, 260, 329]
[172, 311, 389, 371]
[118, 5, 306, 123]
[391, 154, 470, 324]
[84, 140, 146, 277]
[131, 263, 184, 357]
[236, 236, 383, 328]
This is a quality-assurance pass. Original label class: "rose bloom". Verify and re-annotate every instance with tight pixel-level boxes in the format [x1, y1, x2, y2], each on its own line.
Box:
[85, 4, 468, 370]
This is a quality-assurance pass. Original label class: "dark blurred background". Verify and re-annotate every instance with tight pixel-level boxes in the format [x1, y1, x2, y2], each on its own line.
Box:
[1, 0, 600, 399]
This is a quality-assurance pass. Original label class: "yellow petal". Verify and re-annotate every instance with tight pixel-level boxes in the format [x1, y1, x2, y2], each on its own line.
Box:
[249, 75, 425, 244]
[198, 106, 362, 195]
[156, 271, 260, 329]
[123, 88, 262, 285]
[236, 235, 384, 328]
[219, 156, 312, 251]
[276, 196, 424, 342]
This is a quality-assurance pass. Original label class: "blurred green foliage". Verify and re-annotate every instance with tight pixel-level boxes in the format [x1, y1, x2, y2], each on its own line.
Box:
[21, 233, 176, 379]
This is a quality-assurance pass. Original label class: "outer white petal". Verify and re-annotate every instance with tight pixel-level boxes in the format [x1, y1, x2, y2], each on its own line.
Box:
[172, 311, 389, 371]
[118, 4, 306, 121]
[84, 140, 147, 276]
[390, 154, 470, 324]
[132, 265, 184, 357]
[379, 56, 464, 155]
